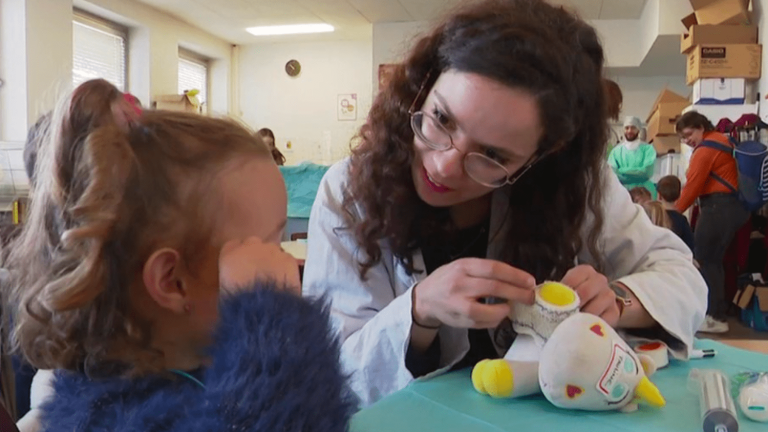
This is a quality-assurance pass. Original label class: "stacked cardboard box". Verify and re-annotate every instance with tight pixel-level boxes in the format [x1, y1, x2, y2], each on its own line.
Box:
[681, 0, 760, 123]
[154, 94, 201, 113]
[647, 89, 689, 155]
[733, 283, 768, 331]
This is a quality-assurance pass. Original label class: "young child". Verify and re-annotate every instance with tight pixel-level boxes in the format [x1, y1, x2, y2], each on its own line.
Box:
[640, 201, 672, 230]
[629, 186, 652, 204]
[4, 79, 354, 432]
[657, 175, 695, 251]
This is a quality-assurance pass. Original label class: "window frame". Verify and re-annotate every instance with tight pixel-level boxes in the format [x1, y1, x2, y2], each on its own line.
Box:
[72, 9, 129, 91]
[178, 48, 210, 108]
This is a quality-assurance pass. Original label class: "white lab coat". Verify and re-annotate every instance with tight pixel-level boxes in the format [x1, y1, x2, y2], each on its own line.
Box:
[303, 159, 707, 407]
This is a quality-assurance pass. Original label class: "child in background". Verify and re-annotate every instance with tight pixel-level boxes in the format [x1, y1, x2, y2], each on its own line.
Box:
[629, 186, 652, 204]
[657, 175, 694, 251]
[4, 79, 354, 432]
[640, 201, 672, 230]
[257, 128, 286, 166]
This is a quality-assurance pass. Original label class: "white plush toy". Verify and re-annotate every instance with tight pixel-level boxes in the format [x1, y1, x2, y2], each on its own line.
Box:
[472, 282, 665, 412]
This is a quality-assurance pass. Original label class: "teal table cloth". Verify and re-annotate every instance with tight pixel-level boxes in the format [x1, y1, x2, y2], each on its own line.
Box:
[351, 340, 768, 432]
[279, 163, 330, 219]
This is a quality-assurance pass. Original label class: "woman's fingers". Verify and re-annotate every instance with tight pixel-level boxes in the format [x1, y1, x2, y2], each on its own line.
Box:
[459, 301, 512, 329]
[460, 277, 535, 305]
[461, 258, 536, 288]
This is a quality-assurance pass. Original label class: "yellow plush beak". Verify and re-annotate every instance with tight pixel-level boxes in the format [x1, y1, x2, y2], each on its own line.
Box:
[634, 376, 666, 408]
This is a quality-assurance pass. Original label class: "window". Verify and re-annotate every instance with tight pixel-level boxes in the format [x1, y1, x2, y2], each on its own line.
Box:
[72, 12, 127, 91]
[178, 50, 208, 106]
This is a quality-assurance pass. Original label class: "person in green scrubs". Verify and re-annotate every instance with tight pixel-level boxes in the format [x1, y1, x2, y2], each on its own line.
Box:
[608, 116, 657, 198]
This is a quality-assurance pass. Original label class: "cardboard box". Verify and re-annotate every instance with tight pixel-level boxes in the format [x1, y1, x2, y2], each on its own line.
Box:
[646, 89, 689, 141]
[734, 283, 756, 309]
[733, 284, 768, 312]
[680, 23, 757, 54]
[154, 94, 199, 113]
[692, 78, 746, 104]
[686, 44, 762, 85]
[686, 0, 751, 26]
[758, 287, 768, 312]
[651, 136, 682, 155]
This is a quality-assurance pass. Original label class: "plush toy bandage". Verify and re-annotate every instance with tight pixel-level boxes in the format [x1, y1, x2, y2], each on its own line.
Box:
[511, 281, 580, 344]
[634, 342, 669, 369]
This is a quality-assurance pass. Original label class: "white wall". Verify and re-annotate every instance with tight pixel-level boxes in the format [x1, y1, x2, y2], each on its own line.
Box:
[76, 0, 233, 114]
[0, 0, 233, 143]
[0, 0, 28, 141]
[0, 0, 234, 209]
[372, 21, 427, 92]
[609, 74, 690, 123]
[591, 20, 642, 68]
[239, 40, 373, 166]
[0, 0, 72, 141]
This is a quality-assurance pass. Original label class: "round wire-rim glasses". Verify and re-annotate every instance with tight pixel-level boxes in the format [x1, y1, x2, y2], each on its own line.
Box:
[410, 110, 540, 188]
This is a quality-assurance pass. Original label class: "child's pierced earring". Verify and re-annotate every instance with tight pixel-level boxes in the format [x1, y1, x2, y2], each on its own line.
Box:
[183, 302, 193, 314]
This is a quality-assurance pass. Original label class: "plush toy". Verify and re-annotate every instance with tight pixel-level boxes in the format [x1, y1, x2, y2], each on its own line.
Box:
[472, 282, 665, 412]
[183, 89, 202, 111]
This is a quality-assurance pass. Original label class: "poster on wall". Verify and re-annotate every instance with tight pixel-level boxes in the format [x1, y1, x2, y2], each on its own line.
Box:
[378, 64, 397, 91]
[337, 94, 357, 121]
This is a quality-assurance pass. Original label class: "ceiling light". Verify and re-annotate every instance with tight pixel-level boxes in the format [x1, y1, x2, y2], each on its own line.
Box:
[246, 24, 334, 36]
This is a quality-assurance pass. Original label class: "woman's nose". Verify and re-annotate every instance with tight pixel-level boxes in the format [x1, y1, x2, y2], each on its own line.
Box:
[431, 146, 464, 179]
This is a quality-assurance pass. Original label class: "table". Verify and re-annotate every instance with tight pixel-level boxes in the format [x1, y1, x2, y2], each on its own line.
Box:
[351, 339, 768, 432]
[720, 339, 768, 354]
[280, 241, 307, 264]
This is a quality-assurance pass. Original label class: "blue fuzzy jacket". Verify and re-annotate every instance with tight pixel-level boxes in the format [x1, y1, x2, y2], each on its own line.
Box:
[38, 286, 356, 432]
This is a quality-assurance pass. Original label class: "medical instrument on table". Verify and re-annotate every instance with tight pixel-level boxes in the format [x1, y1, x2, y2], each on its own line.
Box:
[689, 369, 739, 432]
[733, 372, 768, 423]
[691, 349, 717, 359]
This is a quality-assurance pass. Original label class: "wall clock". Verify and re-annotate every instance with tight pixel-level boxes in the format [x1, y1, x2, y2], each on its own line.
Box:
[285, 59, 301, 77]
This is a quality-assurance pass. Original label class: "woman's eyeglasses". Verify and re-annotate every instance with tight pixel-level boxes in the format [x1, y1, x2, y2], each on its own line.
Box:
[410, 110, 539, 188]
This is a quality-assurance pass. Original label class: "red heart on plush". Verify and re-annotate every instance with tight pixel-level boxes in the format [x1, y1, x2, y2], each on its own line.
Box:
[566, 385, 583, 399]
[590, 324, 604, 337]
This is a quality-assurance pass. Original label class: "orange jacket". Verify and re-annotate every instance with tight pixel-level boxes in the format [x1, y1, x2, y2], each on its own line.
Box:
[676, 131, 739, 212]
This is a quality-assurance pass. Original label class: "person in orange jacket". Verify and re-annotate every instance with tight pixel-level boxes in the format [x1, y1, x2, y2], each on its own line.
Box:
[676, 111, 749, 334]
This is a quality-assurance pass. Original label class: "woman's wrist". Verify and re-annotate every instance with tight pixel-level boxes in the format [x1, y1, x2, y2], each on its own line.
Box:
[411, 283, 441, 329]
[612, 282, 656, 329]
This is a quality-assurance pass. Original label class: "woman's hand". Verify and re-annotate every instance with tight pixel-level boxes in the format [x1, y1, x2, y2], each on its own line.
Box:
[561, 265, 620, 327]
[219, 237, 301, 295]
[412, 258, 536, 329]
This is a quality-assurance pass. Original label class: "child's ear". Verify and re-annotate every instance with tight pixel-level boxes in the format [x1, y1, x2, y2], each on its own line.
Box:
[142, 248, 187, 314]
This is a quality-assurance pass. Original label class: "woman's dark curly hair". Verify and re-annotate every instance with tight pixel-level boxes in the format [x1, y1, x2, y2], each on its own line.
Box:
[344, 0, 608, 281]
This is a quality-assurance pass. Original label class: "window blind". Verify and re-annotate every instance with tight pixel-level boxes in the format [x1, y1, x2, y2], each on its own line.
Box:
[178, 56, 208, 104]
[72, 15, 127, 91]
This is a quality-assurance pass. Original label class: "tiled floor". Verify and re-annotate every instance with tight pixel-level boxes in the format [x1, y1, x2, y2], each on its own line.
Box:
[698, 318, 768, 354]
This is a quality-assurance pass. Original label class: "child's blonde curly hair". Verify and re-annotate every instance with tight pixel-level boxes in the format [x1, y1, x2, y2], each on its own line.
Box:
[5, 79, 270, 376]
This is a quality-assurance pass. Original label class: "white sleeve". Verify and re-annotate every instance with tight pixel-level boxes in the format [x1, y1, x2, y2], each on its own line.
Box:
[582, 170, 707, 358]
[301, 161, 418, 407]
[16, 370, 55, 432]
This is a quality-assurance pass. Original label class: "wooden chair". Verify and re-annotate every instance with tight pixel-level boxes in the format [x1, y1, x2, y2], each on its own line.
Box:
[290, 232, 307, 241]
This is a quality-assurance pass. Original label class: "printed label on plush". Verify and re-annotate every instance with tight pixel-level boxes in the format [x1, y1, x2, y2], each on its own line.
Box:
[597, 343, 636, 402]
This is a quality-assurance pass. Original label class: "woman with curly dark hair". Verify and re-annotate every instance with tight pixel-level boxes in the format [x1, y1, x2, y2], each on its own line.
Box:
[303, 0, 706, 406]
